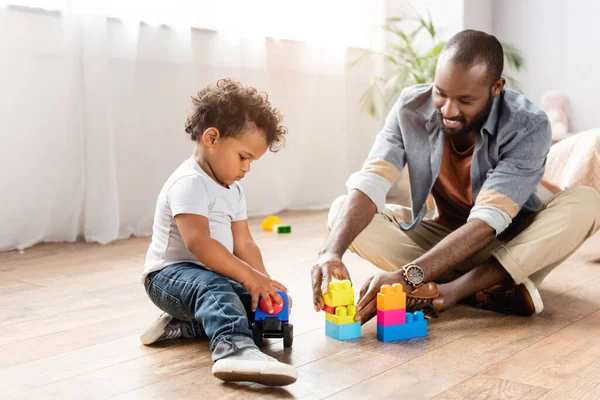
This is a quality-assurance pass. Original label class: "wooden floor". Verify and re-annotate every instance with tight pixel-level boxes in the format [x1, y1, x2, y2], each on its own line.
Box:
[1, 211, 600, 399]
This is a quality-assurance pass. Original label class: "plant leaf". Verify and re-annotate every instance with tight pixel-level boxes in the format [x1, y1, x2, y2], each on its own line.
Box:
[501, 42, 525, 71]
[351, 8, 525, 120]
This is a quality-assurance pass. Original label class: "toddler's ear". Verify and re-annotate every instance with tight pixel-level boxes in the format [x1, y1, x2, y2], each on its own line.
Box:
[201, 127, 220, 147]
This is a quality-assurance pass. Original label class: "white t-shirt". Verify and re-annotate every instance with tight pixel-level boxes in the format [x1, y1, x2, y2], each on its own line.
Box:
[140, 157, 247, 282]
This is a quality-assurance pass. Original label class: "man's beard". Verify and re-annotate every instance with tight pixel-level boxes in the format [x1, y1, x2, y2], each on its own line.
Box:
[436, 94, 494, 137]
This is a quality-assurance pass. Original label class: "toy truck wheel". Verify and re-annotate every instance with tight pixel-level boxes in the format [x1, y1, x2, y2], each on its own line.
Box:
[252, 322, 263, 347]
[283, 324, 293, 348]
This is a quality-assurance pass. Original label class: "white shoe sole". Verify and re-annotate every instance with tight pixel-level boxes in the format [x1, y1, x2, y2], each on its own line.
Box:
[140, 313, 173, 345]
[522, 278, 544, 314]
[212, 359, 298, 386]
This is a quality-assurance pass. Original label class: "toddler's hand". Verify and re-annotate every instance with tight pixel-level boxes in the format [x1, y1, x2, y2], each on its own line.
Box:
[241, 269, 287, 313]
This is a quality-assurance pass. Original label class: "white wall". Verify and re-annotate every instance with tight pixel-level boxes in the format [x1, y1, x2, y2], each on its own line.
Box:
[463, 0, 493, 33]
[493, 0, 600, 132]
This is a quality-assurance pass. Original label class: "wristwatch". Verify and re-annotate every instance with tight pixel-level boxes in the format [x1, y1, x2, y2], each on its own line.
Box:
[401, 264, 425, 289]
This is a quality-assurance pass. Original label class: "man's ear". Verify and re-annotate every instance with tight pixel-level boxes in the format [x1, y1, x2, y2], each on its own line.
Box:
[492, 77, 506, 97]
[201, 127, 220, 148]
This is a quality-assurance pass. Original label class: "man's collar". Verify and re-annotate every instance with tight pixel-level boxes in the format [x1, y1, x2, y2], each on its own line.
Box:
[481, 92, 503, 136]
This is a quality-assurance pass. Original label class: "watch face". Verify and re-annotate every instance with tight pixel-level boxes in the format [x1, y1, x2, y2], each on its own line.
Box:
[406, 265, 424, 284]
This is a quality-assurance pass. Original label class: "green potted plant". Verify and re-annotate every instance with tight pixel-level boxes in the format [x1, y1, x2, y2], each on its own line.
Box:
[352, 10, 525, 120]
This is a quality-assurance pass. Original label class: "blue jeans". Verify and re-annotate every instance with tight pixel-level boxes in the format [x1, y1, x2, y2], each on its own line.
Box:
[143, 262, 258, 361]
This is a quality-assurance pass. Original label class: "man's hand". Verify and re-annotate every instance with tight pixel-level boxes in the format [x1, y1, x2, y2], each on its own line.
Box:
[310, 253, 351, 312]
[355, 270, 411, 323]
[240, 269, 287, 313]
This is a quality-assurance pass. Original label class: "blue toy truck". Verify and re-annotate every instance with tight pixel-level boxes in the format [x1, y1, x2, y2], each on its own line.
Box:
[252, 290, 293, 348]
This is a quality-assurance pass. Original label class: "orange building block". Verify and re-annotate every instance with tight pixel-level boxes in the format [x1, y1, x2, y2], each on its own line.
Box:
[322, 304, 336, 314]
[377, 283, 406, 310]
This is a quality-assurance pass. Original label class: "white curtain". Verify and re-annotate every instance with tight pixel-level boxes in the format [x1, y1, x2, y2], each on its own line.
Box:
[0, 1, 387, 251]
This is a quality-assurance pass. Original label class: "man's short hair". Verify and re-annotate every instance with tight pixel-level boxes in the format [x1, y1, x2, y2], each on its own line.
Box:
[442, 29, 504, 83]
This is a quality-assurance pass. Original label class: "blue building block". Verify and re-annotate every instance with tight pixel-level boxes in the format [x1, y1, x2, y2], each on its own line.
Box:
[376, 311, 428, 342]
[325, 320, 361, 341]
[254, 290, 290, 323]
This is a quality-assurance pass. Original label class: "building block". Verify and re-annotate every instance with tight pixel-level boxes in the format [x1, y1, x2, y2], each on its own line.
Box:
[323, 280, 354, 308]
[255, 290, 290, 322]
[376, 283, 406, 311]
[261, 215, 281, 231]
[376, 311, 427, 342]
[326, 305, 358, 325]
[322, 304, 336, 314]
[377, 308, 406, 326]
[274, 225, 292, 234]
[325, 320, 361, 341]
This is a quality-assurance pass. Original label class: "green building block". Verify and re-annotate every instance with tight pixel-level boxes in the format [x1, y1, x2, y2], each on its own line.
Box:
[275, 225, 292, 234]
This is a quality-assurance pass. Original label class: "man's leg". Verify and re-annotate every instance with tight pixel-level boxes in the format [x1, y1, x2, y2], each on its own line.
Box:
[492, 187, 600, 286]
[438, 187, 600, 313]
[328, 195, 451, 274]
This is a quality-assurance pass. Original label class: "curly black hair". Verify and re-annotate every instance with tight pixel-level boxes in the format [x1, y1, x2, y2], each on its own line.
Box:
[184, 79, 287, 152]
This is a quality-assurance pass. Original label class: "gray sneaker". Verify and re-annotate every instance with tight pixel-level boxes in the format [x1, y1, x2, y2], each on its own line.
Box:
[212, 347, 298, 386]
[140, 312, 182, 345]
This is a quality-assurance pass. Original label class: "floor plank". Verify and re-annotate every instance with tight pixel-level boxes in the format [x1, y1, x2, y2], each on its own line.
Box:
[0, 311, 157, 370]
[0, 211, 599, 399]
[326, 315, 569, 399]
[538, 358, 600, 400]
[433, 375, 548, 400]
[482, 309, 600, 389]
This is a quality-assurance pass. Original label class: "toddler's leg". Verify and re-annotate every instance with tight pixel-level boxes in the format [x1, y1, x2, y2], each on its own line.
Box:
[141, 268, 204, 345]
[146, 262, 297, 386]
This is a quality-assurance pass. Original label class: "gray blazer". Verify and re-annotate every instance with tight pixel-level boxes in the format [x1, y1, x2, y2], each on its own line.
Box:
[346, 84, 551, 235]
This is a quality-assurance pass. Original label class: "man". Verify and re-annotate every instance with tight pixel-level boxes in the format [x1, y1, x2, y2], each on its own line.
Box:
[311, 30, 600, 323]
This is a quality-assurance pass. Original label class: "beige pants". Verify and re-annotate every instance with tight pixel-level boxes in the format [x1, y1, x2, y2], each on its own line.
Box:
[328, 187, 600, 287]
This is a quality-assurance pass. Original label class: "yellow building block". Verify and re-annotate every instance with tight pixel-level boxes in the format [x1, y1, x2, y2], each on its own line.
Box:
[326, 305, 358, 325]
[323, 280, 354, 308]
[377, 283, 406, 310]
[261, 215, 281, 231]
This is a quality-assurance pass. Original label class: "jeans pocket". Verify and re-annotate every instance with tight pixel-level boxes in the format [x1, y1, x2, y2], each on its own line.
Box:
[150, 284, 193, 321]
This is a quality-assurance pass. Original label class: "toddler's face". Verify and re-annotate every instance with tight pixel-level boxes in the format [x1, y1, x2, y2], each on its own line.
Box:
[211, 126, 268, 186]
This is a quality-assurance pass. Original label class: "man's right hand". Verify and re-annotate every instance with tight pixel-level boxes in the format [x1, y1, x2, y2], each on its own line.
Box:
[310, 253, 351, 312]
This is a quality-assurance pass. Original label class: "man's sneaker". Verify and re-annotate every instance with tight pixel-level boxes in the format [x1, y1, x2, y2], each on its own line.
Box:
[475, 278, 544, 316]
[406, 282, 444, 318]
[212, 347, 298, 386]
[140, 312, 182, 345]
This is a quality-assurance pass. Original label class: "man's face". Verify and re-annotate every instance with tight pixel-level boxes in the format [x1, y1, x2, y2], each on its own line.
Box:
[432, 53, 503, 136]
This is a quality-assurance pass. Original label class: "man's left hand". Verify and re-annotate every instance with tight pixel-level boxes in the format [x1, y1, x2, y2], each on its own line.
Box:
[355, 271, 412, 323]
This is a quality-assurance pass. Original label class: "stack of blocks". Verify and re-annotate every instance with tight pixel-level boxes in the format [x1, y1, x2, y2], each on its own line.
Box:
[376, 283, 428, 342]
[323, 280, 361, 340]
